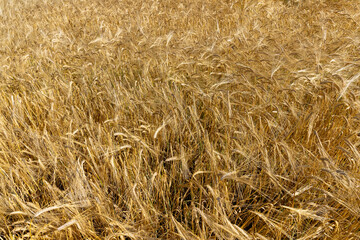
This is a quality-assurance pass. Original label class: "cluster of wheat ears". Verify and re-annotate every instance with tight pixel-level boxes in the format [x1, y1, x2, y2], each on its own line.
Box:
[0, 0, 360, 239]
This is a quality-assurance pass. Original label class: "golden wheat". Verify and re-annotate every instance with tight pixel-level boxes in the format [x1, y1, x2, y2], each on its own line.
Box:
[0, 0, 360, 239]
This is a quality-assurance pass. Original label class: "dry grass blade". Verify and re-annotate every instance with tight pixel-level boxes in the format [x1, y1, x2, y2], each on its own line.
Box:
[282, 206, 327, 222]
[337, 72, 360, 100]
[57, 219, 81, 231]
[171, 215, 200, 240]
[251, 211, 290, 239]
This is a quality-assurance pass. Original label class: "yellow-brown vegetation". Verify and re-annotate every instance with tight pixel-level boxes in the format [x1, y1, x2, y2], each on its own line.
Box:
[1, 0, 360, 239]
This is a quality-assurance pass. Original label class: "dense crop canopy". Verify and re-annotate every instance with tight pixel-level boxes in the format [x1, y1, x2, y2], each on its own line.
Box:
[0, 0, 360, 239]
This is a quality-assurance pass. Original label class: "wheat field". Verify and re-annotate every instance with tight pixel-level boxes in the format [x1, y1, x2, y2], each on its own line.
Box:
[0, 0, 360, 239]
